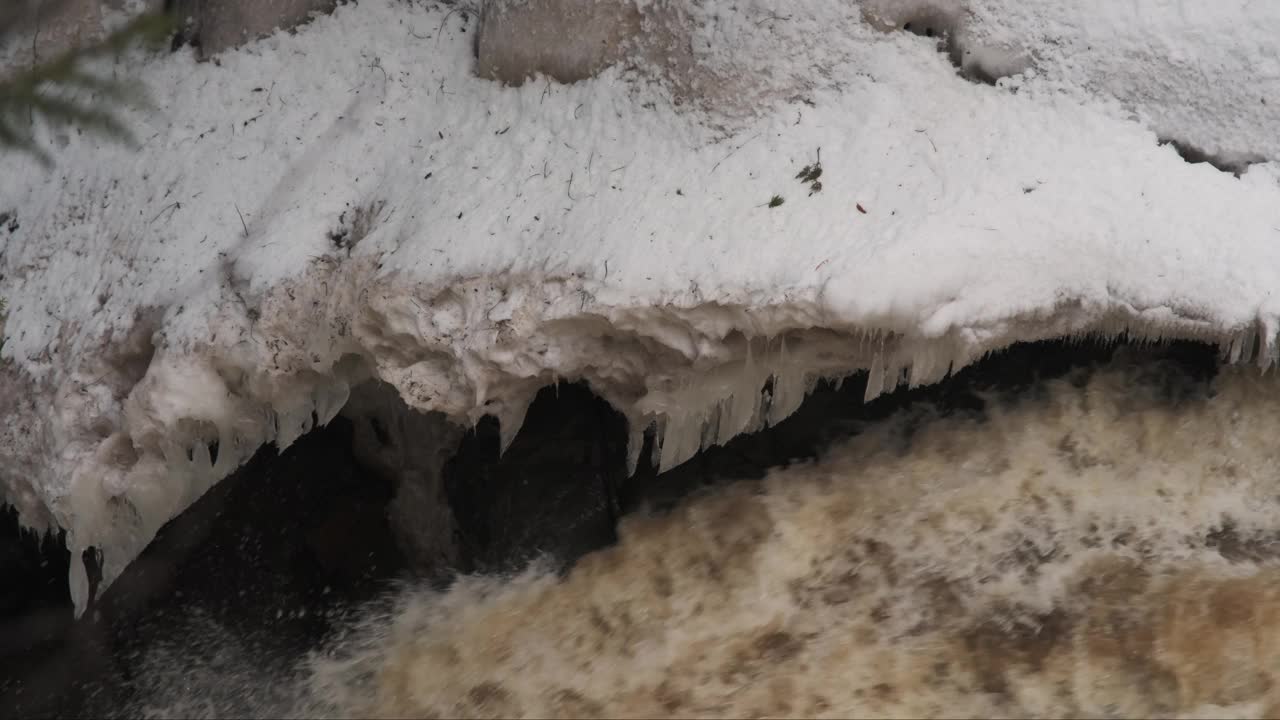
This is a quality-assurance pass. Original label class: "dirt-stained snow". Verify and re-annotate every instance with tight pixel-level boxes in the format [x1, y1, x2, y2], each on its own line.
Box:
[1, 0, 1279, 611]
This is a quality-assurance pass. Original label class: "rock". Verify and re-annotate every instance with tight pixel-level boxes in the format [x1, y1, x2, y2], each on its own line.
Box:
[0, 0, 106, 76]
[475, 0, 644, 85]
[168, 0, 337, 57]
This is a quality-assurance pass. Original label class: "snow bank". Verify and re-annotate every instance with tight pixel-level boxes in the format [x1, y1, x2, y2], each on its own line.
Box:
[1, 0, 1279, 613]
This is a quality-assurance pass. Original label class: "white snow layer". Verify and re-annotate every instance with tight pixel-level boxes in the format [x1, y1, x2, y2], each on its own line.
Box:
[1, 0, 1279, 614]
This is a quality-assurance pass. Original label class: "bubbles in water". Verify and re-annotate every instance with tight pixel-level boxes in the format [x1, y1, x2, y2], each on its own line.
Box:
[129, 357, 1280, 718]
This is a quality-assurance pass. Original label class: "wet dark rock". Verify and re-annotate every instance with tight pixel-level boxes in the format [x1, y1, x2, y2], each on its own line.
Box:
[0, 416, 402, 718]
[446, 382, 629, 575]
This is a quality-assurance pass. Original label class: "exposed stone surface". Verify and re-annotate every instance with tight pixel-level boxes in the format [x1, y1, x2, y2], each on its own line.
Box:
[169, 0, 337, 57]
[344, 380, 462, 577]
[0, 0, 338, 73]
[475, 0, 644, 85]
[1, 0, 108, 76]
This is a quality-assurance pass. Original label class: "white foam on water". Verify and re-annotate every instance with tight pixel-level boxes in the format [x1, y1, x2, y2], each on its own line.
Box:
[118, 352, 1280, 718]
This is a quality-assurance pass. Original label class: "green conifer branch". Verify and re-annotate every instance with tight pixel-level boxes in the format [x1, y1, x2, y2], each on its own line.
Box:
[0, 12, 173, 165]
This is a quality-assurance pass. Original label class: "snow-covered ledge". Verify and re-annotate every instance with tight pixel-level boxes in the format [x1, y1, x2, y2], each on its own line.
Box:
[2, 0, 1280, 614]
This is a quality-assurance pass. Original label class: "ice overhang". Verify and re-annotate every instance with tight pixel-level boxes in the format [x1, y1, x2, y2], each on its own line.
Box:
[1, 0, 1279, 613]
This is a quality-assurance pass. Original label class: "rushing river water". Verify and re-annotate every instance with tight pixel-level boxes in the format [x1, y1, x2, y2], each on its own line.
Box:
[7, 344, 1280, 718]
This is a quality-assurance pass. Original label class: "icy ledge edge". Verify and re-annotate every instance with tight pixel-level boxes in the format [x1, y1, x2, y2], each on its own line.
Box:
[5, 258, 1276, 615]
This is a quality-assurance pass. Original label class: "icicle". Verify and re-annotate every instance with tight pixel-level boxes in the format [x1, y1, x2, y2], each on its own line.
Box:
[749, 378, 767, 433]
[764, 372, 784, 426]
[274, 399, 313, 450]
[212, 423, 231, 476]
[498, 418, 518, 455]
[864, 351, 885, 402]
[886, 359, 904, 395]
[715, 393, 738, 448]
[767, 367, 807, 426]
[906, 354, 923, 390]
[1258, 320, 1278, 371]
[626, 420, 647, 476]
[192, 440, 212, 472]
[1224, 334, 1243, 365]
[911, 343, 956, 389]
[659, 407, 704, 471]
[948, 344, 972, 380]
[650, 416, 666, 469]
[888, 361, 906, 394]
[717, 367, 765, 445]
[907, 346, 931, 389]
[496, 394, 535, 456]
[700, 403, 722, 451]
[69, 547, 91, 618]
[314, 380, 351, 427]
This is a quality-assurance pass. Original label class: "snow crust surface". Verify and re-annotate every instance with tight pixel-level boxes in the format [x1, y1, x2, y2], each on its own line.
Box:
[1, 0, 1279, 611]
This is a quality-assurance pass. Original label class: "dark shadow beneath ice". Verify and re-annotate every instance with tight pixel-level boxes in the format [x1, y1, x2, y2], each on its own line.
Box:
[620, 338, 1216, 514]
[0, 336, 1219, 717]
[445, 383, 628, 577]
[0, 417, 403, 718]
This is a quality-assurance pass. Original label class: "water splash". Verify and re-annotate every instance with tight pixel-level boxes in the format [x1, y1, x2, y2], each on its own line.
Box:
[129, 356, 1280, 718]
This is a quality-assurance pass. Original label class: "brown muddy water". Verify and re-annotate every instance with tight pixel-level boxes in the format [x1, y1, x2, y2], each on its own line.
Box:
[6, 340, 1279, 718]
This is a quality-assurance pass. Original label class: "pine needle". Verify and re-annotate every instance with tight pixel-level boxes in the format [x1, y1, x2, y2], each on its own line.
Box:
[0, 12, 174, 165]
